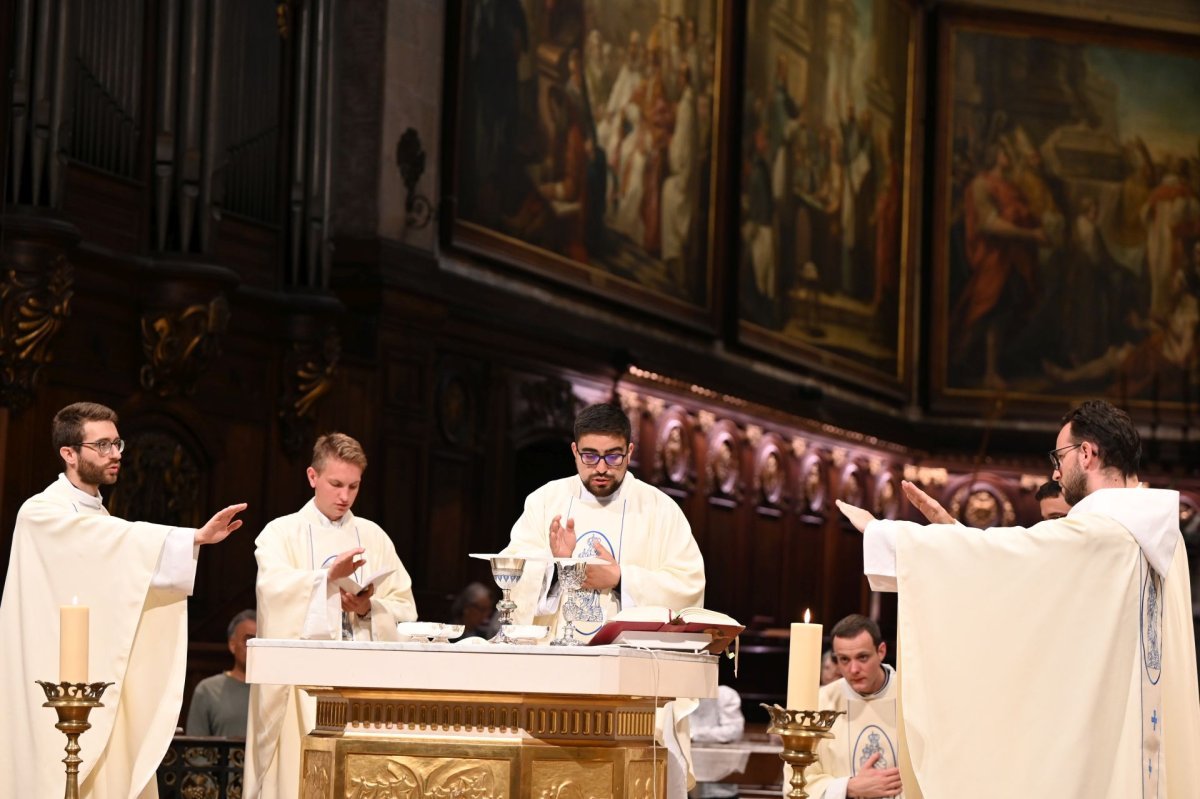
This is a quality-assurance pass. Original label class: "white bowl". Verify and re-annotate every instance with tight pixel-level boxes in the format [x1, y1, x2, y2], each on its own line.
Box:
[500, 624, 548, 644]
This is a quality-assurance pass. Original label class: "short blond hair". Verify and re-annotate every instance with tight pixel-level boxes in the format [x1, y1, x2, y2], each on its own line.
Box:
[311, 433, 368, 472]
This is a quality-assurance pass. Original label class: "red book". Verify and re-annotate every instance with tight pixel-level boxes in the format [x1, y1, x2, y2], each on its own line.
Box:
[588, 607, 744, 654]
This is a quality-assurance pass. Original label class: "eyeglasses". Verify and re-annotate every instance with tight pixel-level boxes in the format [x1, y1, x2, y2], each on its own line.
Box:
[76, 438, 125, 456]
[1047, 443, 1080, 471]
[578, 450, 627, 467]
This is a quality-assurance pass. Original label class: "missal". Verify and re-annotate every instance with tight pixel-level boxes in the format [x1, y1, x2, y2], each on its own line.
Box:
[588, 606, 744, 654]
[333, 565, 395, 596]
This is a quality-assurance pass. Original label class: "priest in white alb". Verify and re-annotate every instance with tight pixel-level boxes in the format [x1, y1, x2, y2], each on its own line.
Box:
[504, 402, 705, 636]
[794, 614, 905, 799]
[503, 402, 705, 799]
[245, 433, 418, 799]
[836, 399, 1200, 798]
[0, 402, 245, 799]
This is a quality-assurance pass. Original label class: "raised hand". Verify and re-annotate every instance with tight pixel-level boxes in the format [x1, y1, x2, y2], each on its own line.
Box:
[327, 547, 367, 581]
[901, 480, 954, 524]
[835, 499, 877, 533]
[549, 515, 576, 557]
[194, 503, 248, 545]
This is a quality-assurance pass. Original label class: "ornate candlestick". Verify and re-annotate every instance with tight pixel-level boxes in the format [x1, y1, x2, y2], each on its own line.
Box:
[37, 680, 114, 799]
[762, 703, 844, 799]
[488, 556, 526, 643]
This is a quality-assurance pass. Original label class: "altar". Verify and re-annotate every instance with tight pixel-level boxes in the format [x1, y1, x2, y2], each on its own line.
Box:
[247, 639, 718, 798]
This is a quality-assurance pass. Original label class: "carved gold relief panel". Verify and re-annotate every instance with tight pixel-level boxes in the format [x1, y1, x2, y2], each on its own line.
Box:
[344, 754, 510, 799]
[529, 758, 613, 799]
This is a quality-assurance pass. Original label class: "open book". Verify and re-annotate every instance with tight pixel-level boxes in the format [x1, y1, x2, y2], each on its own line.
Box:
[588, 606, 744, 654]
[333, 566, 395, 596]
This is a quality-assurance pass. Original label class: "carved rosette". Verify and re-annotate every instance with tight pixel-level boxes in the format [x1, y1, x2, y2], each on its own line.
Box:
[0, 254, 74, 408]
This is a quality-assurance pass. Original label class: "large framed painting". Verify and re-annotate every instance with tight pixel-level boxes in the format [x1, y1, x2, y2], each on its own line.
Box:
[735, 0, 924, 397]
[930, 9, 1200, 416]
[443, 0, 734, 329]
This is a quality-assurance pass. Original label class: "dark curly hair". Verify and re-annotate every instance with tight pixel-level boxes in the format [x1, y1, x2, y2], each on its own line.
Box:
[574, 403, 632, 445]
[1061, 400, 1141, 478]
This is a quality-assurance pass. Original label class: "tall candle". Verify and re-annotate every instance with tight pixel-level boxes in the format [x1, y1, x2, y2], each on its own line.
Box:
[60, 600, 89, 684]
[786, 609, 821, 710]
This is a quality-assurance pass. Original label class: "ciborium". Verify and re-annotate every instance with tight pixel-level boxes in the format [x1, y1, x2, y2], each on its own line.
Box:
[551, 560, 589, 646]
[37, 680, 114, 799]
[488, 556, 526, 643]
[761, 703, 844, 799]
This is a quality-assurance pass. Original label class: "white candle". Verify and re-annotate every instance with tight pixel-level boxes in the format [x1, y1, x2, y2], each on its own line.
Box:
[786, 609, 821, 710]
[60, 600, 89, 684]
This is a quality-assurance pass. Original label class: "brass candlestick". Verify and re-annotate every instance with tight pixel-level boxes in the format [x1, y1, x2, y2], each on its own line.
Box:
[37, 680, 114, 799]
[762, 703, 844, 799]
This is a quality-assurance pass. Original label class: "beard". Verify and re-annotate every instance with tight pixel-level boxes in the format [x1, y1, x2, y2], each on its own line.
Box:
[583, 473, 623, 498]
[77, 458, 118, 487]
[1060, 467, 1087, 506]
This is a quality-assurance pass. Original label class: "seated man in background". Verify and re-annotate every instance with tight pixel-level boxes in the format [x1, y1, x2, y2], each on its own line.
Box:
[187, 610, 257, 737]
[1035, 479, 1070, 520]
[246, 433, 418, 799]
[820, 649, 839, 685]
[793, 614, 904, 799]
[449, 581, 497, 641]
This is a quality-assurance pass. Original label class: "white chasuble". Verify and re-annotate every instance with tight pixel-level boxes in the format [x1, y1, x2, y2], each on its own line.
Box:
[246, 500, 417, 799]
[503, 472, 706, 799]
[862, 487, 1200, 798]
[0, 475, 195, 799]
[504, 473, 705, 636]
[788, 667, 905, 799]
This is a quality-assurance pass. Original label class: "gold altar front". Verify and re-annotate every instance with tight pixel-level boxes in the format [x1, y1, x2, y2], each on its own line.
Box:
[248, 640, 716, 799]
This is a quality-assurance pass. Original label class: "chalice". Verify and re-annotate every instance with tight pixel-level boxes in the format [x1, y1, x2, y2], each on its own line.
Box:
[551, 560, 589, 646]
[488, 556, 526, 643]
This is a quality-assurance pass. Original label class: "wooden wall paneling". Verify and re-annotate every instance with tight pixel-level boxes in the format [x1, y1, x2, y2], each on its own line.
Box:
[425, 451, 474, 617]
[61, 167, 148, 253]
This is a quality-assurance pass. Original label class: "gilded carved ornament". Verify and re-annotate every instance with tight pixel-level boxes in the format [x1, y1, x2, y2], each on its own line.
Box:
[139, 297, 230, 397]
[0, 256, 73, 408]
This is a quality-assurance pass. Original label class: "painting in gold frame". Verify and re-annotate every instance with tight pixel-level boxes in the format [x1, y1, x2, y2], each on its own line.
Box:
[929, 9, 1200, 417]
[734, 0, 924, 398]
[443, 0, 734, 330]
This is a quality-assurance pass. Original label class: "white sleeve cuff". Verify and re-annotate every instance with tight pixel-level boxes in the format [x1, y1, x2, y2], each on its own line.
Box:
[862, 519, 898, 593]
[300, 571, 341, 639]
[823, 776, 849, 799]
[535, 563, 563, 616]
[149, 527, 199, 594]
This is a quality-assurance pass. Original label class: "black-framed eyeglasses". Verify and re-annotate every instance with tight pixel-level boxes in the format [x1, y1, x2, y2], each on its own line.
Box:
[76, 438, 125, 456]
[1047, 443, 1080, 471]
[578, 450, 627, 467]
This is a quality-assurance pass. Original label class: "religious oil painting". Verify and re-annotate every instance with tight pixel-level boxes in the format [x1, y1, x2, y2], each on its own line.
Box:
[445, 0, 730, 328]
[735, 0, 922, 396]
[930, 11, 1200, 415]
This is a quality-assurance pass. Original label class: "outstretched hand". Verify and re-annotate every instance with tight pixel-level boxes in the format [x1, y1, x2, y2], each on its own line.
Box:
[901, 480, 954, 524]
[194, 503, 247, 545]
[835, 499, 876, 533]
[327, 547, 367, 581]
